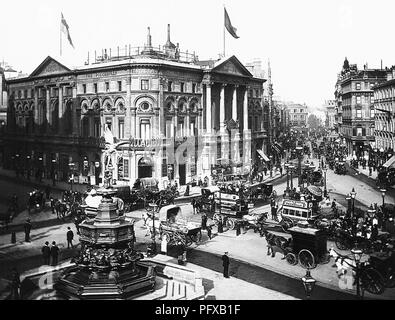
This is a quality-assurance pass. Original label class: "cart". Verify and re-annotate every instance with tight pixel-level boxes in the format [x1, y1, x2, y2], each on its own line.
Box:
[156, 205, 202, 247]
[284, 226, 330, 269]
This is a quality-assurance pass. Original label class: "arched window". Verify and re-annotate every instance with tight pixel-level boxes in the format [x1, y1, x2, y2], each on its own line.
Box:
[140, 119, 151, 140]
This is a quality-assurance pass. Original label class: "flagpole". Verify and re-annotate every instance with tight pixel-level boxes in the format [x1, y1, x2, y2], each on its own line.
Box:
[223, 4, 226, 57]
[60, 13, 62, 56]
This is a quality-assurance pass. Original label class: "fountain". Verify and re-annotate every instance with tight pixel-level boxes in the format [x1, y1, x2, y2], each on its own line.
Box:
[54, 182, 156, 300]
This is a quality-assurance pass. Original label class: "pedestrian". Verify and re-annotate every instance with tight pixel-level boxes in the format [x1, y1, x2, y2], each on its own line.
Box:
[207, 225, 212, 240]
[50, 241, 60, 266]
[236, 222, 241, 236]
[24, 218, 32, 242]
[222, 252, 230, 278]
[263, 167, 267, 176]
[50, 197, 56, 214]
[66, 227, 74, 249]
[280, 166, 283, 177]
[201, 213, 207, 230]
[369, 166, 372, 176]
[41, 241, 51, 265]
[10, 267, 20, 300]
[271, 204, 278, 221]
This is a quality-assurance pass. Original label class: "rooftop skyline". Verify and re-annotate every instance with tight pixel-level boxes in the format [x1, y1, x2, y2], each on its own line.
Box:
[1, 0, 395, 109]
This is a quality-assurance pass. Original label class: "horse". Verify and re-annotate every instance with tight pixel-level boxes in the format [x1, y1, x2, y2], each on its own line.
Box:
[261, 229, 292, 258]
[328, 247, 356, 277]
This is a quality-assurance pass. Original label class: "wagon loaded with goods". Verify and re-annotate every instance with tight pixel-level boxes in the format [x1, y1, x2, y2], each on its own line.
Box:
[155, 205, 202, 247]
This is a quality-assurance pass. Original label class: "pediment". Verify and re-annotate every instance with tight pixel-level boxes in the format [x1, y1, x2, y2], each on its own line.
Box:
[212, 56, 253, 77]
[30, 56, 71, 77]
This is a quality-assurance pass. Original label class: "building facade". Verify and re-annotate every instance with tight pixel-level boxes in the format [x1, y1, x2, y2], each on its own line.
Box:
[287, 103, 308, 127]
[324, 99, 336, 129]
[373, 66, 395, 152]
[335, 58, 387, 157]
[4, 26, 267, 188]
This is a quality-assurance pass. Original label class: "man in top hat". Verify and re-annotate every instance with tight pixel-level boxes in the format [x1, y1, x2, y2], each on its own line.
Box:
[222, 252, 230, 278]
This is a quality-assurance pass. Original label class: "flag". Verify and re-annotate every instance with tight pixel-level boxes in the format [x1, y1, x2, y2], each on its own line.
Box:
[224, 8, 239, 39]
[61, 13, 74, 48]
[104, 124, 114, 145]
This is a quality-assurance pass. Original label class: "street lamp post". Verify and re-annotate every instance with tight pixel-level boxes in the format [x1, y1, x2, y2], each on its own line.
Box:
[351, 247, 363, 299]
[289, 165, 295, 190]
[380, 188, 386, 209]
[323, 166, 328, 197]
[296, 146, 303, 186]
[301, 269, 316, 300]
[26, 155, 31, 180]
[345, 194, 351, 217]
[269, 155, 273, 178]
[350, 188, 357, 233]
[68, 162, 75, 191]
[284, 163, 290, 192]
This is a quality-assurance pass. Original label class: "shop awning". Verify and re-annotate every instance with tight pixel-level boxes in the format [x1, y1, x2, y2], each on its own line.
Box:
[257, 149, 270, 162]
[383, 155, 395, 169]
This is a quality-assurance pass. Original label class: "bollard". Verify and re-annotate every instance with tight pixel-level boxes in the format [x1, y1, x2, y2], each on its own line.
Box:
[11, 231, 16, 243]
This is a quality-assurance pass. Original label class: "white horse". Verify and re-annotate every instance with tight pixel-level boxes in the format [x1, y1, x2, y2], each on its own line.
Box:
[328, 247, 356, 277]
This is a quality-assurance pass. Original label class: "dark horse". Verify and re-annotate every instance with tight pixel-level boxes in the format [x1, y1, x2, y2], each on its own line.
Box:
[261, 229, 292, 259]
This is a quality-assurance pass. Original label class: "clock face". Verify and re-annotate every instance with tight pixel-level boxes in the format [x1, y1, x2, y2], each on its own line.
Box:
[140, 102, 150, 112]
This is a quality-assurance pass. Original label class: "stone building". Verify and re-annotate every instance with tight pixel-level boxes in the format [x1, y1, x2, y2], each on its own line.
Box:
[373, 66, 395, 152]
[335, 58, 387, 157]
[4, 26, 266, 187]
[324, 100, 336, 129]
[287, 103, 308, 127]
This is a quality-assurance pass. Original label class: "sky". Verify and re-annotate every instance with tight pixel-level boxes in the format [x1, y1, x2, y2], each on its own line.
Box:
[1, 0, 395, 110]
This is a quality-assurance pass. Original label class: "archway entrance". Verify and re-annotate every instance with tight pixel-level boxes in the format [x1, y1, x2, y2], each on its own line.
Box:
[138, 157, 153, 178]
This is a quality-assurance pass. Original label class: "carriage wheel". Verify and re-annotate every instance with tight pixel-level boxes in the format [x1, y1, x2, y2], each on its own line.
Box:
[360, 267, 385, 295]
[298, 249, 316, 269]
[286, 253, 298, 266]
[335, 237, 349, 251]
[226, 218, 236, 230]
[281, 217, 293, 233]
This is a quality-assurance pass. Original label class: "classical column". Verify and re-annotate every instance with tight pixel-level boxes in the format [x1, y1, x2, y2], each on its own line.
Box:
[219, 83, 226, 133]
[185, 108, 190, 136]
[131, 107, 136, 137]
[243, 86, 249, 131]
[174, 106, 178, 137]
[46, 86, 51, 132]
[71, 86, 78, 135]
[125, 78, 131, 137]
[206, 83, 212, 133]
[58, 84, 63, 133]
[34, 88, 39, 127]
[232, 84, 238, 121]
[159, 78, 165, 137]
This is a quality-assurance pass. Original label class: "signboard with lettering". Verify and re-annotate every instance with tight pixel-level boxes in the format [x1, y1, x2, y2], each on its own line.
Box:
[282, 199, 308, 209]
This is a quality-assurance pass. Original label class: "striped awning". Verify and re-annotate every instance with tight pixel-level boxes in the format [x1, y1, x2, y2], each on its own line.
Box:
[256, 149, 270, 162]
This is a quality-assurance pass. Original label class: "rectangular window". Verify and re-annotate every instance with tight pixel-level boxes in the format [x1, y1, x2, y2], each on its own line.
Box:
[162, 158, 167, 177]
[168, 81, 172, 92]
[118, 81, 122, 91]
[357, 127, 363, 136]
[356, 109, 362, 118]
[180, 82, 185, 92]
[83, 84, 87, 94]
[192, 83, 196, 93]
[118, 119, 124, 139]
[356, 83, 361, 90]
[123, 159, 129, 178]
[18, 90, 21, 98]
[94, 83, 98, 93]
[140, 119, 151, 140]
[141, 79, 149, 90]
[356, 96, 361, 104]
[371, 95, 374, 104]
[370, 109, 375, 118]
[105, 82, 110, 92]
[94, 119, 100, 137]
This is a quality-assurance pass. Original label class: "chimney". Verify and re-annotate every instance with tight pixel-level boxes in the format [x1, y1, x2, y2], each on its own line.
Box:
[146, 27, 152, 48]
[167, 24, 171, 43]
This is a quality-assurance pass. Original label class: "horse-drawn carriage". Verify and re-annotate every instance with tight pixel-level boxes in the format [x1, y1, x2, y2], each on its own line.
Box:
[246, 182, 275, 204]
[263, 225, 330, 269]
[153, 205, 202, 247]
